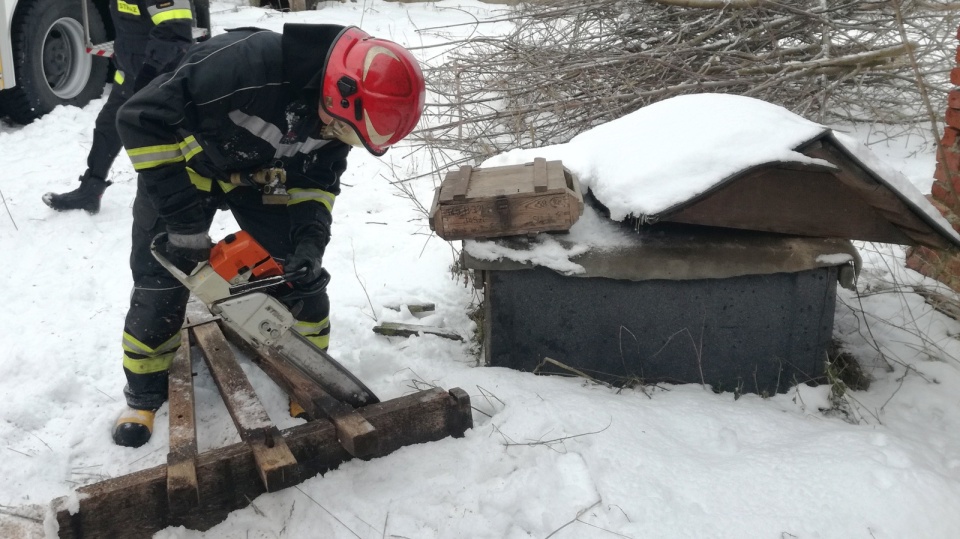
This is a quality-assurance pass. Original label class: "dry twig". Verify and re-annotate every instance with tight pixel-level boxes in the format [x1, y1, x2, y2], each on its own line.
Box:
[415, 0, 958, 168]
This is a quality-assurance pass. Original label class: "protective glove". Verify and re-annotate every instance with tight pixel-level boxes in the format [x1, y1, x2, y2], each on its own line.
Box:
[156, 232, 213, 276]
[285, 234, 327, 287]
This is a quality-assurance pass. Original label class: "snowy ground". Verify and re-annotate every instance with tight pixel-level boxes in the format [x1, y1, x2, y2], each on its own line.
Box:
[2, 1, 960, 538]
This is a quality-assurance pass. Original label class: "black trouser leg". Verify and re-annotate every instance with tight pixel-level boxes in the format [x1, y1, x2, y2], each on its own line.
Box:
[120, 180, 215, 410]
[87, 75, 132, 180]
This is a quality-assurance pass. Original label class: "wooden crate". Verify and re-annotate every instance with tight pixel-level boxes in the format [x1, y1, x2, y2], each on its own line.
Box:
[429, 158, 584, 240]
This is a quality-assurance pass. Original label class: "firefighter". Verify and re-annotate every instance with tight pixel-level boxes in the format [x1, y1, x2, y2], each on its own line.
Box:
[41, 0, 194, 213]
[110, 23, 426, 447]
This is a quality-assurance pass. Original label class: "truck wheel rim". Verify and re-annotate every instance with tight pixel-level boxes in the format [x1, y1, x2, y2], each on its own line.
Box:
[41, 17, 92, 99]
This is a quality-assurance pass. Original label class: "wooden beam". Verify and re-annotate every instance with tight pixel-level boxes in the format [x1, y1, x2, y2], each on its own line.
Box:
[54, 387, 472, 539]
[191, 322, 299, 493]
[166, 329, 199, 519]
[218, 323, 379, 459]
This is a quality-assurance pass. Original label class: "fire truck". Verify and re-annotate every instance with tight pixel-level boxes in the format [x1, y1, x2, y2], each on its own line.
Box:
[0, 0, 209, 124]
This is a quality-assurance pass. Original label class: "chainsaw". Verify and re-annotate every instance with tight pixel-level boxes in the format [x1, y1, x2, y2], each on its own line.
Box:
[151, 231, 379, 408]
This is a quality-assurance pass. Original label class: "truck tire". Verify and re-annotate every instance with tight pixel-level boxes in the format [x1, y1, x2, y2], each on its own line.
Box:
[0, 0, 109, 124]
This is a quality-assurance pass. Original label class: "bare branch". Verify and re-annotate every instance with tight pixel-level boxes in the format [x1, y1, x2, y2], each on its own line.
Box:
[413, 0, 959, 168]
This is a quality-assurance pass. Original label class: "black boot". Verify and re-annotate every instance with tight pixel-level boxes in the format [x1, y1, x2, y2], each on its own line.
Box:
[42, 172, 111, 213]
[112, 407, 156, 448]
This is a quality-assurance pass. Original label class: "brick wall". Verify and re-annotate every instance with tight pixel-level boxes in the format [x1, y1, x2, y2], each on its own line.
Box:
[905, 25, 960, 290]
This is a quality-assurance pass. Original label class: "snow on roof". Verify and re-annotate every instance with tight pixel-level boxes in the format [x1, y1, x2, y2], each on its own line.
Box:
[479, 93, 830, 219]
[468, 93, 960, 274]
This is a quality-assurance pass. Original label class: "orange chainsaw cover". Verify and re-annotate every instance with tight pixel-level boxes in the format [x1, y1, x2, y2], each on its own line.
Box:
[209, 231, 283, 283]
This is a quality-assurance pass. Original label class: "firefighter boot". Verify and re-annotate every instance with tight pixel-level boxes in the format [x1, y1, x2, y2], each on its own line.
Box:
[42, 172, 111, 213]
[112, 407, 156, 448]
[290, 399, 309, 420]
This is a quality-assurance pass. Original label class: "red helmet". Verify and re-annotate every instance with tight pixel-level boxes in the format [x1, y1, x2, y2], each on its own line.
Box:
[321, 27, 426, 156]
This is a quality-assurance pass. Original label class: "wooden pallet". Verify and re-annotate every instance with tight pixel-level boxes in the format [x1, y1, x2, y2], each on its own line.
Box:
[53, 316, 473, 538]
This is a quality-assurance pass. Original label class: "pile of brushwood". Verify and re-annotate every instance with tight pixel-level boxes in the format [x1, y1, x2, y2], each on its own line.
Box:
[415, 0, 960, 166]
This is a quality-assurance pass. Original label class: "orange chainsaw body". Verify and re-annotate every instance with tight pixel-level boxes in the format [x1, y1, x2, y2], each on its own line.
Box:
[209, 231, 283, 285]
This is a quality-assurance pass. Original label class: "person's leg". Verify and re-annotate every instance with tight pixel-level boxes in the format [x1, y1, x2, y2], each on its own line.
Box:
[113, 178, 214, 447]
[86, 72, 132, 179]
[42, 73, 133, 213]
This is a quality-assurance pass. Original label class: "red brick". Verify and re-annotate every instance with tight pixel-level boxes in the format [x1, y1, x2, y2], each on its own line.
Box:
[950, 90, 960, 110]
[951, 171, 960, 196]
[941, 146, 960, 172]
[944, 256, 960, 277]
[929, 196, 955, 217]
[951, 67, 960, 86]
[942, 127, 960, 151]
[927, 194, 950, 215]
[932, 179, 953, 205]
[946, 107, 960, 129]
[905, 253, 925, 272]
[935, 162, 948, 183]
[922, 246, 944, 265]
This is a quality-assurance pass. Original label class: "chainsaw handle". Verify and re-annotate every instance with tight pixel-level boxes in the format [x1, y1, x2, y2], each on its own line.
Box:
[226, 267, 319, 296]
[150, 232, 192, 283]
[284, 267, 309, 281]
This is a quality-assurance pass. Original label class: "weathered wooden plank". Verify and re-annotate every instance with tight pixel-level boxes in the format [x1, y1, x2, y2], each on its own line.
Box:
[439, 167, 472, 202]
[372, 322, 463, 341]
[915, 285, 960, 321]
[166, 329, 199, 518]
[54, 388, 473, 539]
[191, 322, 299, 493]
[428, 182, 444, 236]
[532, 157, 548, 192]
[383, 301, 436, 315]
[453, 165, 473, 200]
[217, 323, 379, 459]
[663, 166, 917, 245]
[803, 141, 951, 249]
[434, 191, 583, 240]
[554, 162, 585, 219]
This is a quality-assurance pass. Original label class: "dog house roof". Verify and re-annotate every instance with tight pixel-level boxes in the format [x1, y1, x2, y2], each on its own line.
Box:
[478, 93, 960, 251]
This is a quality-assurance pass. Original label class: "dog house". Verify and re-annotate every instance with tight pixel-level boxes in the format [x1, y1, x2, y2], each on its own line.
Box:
[464, 221, 859, 394]
[456, 110, 960, 394]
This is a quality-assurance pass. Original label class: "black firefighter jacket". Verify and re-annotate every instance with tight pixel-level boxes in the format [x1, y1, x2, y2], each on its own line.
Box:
[110, 0, 193, 87]
[116, 25, 352, 243]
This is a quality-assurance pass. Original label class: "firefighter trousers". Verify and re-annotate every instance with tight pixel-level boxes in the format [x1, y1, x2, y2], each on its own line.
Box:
[87, 71, 135, 181]
[121, 180, 331, 410]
